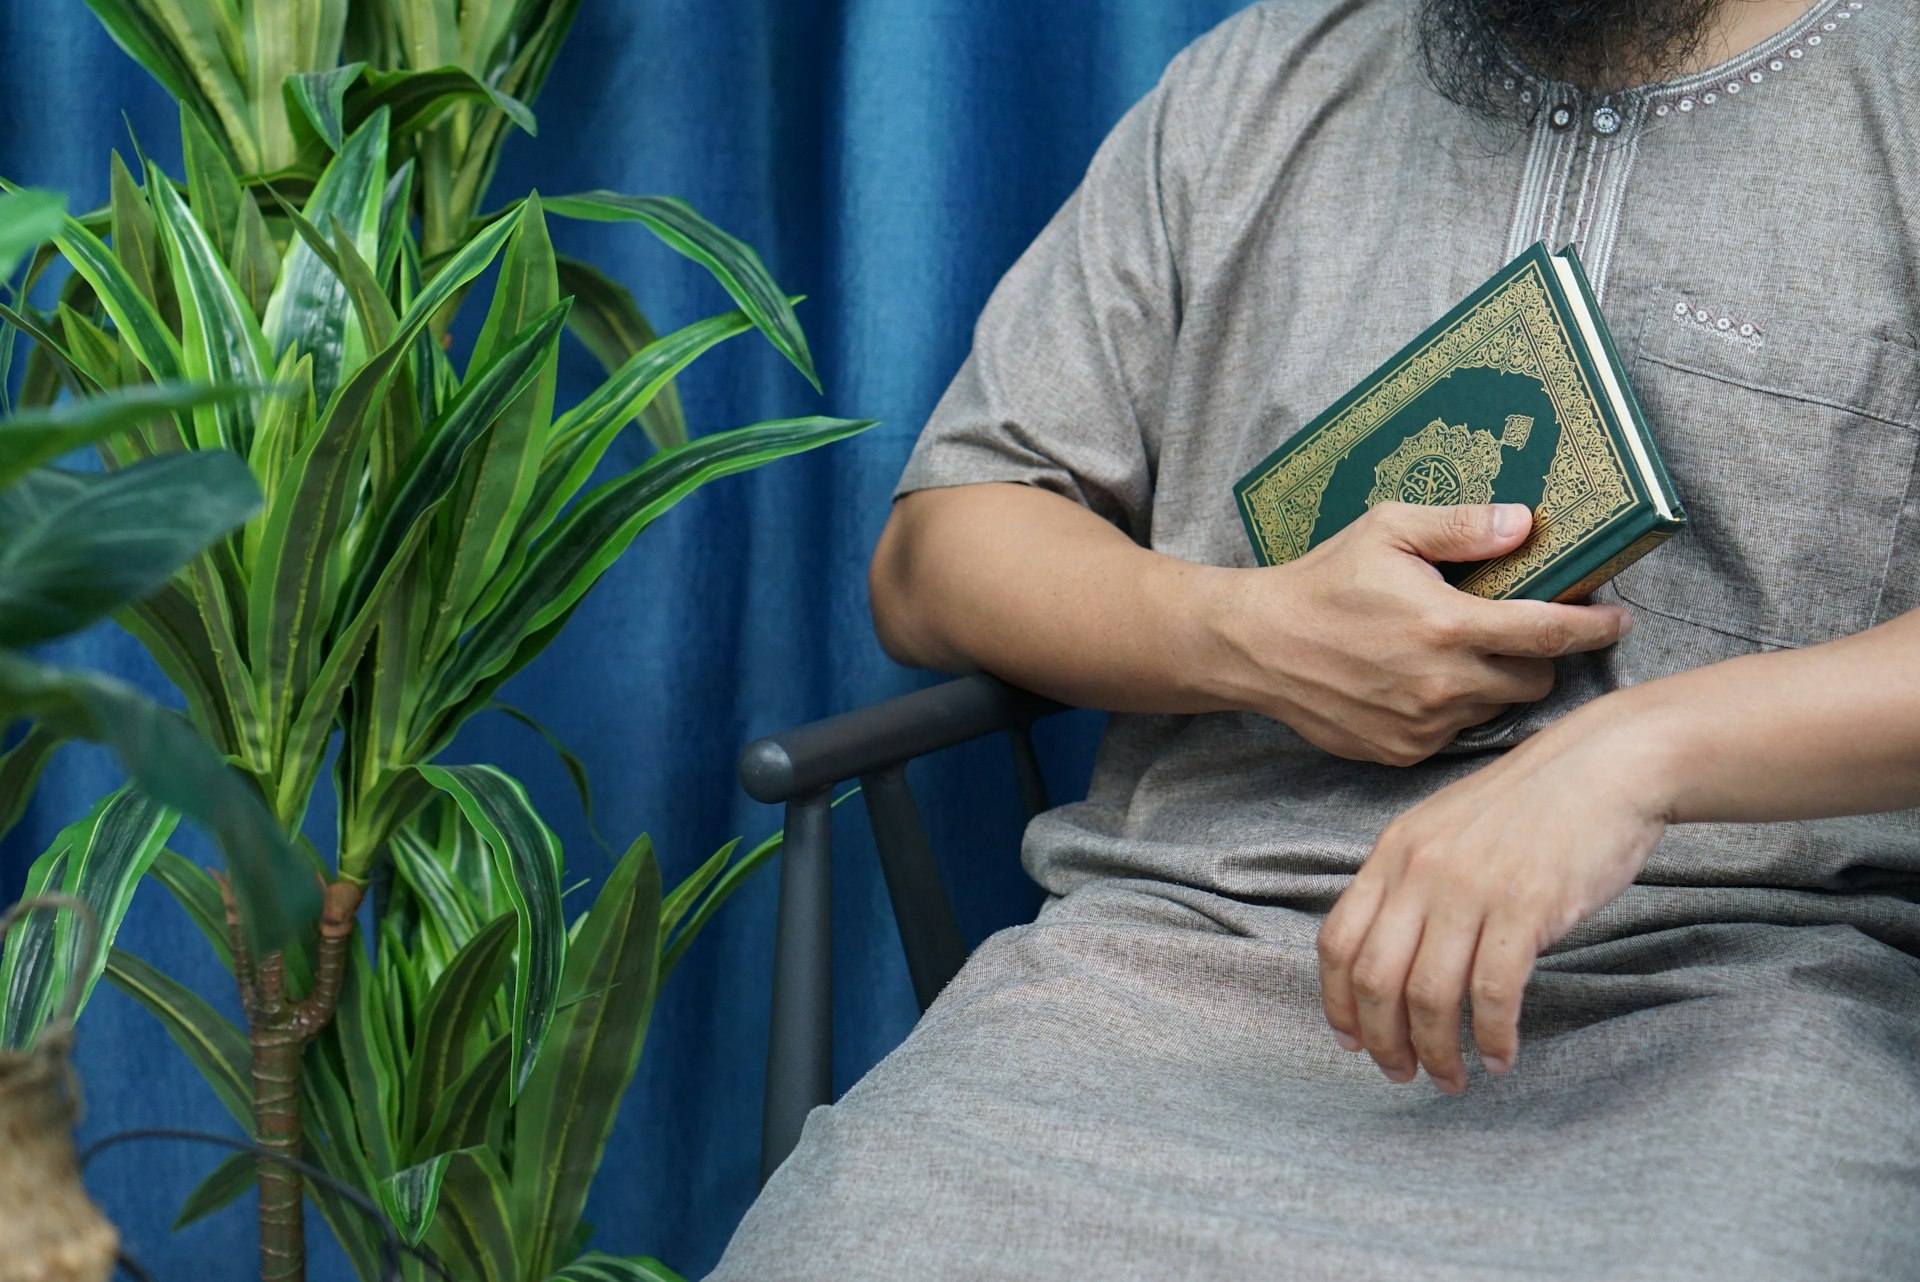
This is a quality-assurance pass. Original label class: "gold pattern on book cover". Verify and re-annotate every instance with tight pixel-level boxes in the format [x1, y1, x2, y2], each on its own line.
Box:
[1366, 415, 1534, 508]
[1239, 263, 1634, 597]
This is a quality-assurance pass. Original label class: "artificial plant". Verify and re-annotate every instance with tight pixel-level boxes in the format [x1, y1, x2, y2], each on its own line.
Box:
[0, 186, 316, 1048]
[3, 104, 865, 1279]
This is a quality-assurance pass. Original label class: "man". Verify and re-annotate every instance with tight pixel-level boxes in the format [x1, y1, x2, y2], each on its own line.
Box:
[713, 1, 1920, 1277]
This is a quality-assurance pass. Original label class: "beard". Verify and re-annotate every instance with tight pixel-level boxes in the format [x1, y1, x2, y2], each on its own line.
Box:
[1416, 0, 1727, 121]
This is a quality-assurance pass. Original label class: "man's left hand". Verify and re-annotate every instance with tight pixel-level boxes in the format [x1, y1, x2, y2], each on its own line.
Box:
[1316, 699, 1671, 1093]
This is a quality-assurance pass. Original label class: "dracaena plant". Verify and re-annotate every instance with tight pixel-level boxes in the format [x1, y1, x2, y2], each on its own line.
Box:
[5, 108, 867, 1281]
[84, 0, 584, 259]
[0, 187, 315, 1044]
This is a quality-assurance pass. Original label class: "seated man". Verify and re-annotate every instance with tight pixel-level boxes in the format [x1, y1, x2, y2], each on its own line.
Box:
[713, 0, 1920, 1276]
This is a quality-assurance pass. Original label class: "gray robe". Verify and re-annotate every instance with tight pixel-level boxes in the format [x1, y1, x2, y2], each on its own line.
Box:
[713, 2, 1920, 1276]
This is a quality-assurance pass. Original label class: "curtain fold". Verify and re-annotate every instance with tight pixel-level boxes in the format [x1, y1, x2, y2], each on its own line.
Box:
[0, 0, 1246, 1274]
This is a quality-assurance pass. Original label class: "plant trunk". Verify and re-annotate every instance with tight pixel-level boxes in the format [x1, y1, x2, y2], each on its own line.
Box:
[223, 878, 363, 1282]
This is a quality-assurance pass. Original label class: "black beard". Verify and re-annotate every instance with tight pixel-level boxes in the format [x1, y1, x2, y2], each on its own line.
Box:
[1417, 0, 1727, 121]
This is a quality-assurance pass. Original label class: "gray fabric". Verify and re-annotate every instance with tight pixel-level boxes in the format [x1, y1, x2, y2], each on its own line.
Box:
[713, 1, 1920, 1276]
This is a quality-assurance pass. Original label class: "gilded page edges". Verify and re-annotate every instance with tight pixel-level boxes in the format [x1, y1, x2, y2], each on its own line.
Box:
[1238, 259, 1638, 599]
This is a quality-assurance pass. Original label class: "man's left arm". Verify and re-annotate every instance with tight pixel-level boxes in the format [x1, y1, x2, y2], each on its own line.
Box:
[1316, 606, 1920, 1095]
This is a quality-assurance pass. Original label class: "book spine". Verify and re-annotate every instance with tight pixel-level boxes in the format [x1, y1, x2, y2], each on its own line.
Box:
[1539, 522, 1677, 603]
[1552, 245, 1686, 519]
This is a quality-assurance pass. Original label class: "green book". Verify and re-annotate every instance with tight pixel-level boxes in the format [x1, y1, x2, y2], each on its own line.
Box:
[1234, 243, 1685, 602]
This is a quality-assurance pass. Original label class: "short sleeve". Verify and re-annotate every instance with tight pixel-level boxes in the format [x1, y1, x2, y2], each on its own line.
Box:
[893, 50, 1200, 544]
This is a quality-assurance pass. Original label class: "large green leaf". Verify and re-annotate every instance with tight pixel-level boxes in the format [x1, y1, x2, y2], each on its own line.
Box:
[403, 912, 515, 1146]
[513, 833, 663, 1274]
[260, 106, 389, 407]
[553, 254, 685, 450]
[549, 1256, 687, 1282]
[172, 1150, 256, 1230]
[77, 0, 232, 169]
[52, 211, 186, 388]
[108, 152, 161, 313]
[0, 189, 66, 280]
[337, 297, 570, 625]
[0, 655, 316, 953]
[430, 417, 872, 723]
[146, 168, 268, 452]
[0, 725, 62, 846]
[429, 193, 561, 658]
[411, 1034, 509, 1164]
[380, 1154, 451, 1248]
[350, 64, 537, 139]
[179, 109, 241, 267]
[0, 788, 177, 1047]
[417, 764, 565, 1100]
[285, 62, 368, 154]
[103, 947, 252, 1128]
[424, 1145, 519, 1282]
[0, 451, 261, 648]
[544, 192, 818, 390]
[247, 207, 521, 761]
[0, 382, 248, 491]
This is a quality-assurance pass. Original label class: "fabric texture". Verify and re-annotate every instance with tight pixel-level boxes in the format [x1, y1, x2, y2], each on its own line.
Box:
[0, 1, 1260, 1276]
[715, 0, 1920, 1276]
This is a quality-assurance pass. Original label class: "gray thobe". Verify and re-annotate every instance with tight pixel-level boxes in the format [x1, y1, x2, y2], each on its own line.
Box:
[712, 2, 1920, 1277]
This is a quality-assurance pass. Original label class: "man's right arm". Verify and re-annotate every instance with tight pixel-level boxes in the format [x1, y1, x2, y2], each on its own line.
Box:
[870, 482, 1635, 766]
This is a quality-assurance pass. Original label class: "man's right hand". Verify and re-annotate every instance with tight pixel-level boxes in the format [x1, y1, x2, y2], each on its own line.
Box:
[1201, 502, 1633, 766]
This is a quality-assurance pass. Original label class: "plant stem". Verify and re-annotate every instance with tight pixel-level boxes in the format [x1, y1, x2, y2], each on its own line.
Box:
[223, 877, 364, 1282]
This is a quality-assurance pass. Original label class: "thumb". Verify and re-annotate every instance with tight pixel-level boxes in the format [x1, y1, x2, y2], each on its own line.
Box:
[1370, 502, 1533, 563]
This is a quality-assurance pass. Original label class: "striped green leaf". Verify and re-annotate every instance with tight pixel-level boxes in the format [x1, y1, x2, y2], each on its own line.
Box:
[352, 64, 538, 140]
[661, 829, 782, 981]
[0, 189, 65, 280]
[260, 106, 389, 408]
[512, 833, 662, 1274]
[171, 1150, 255, 1231]
[247, 207, 520, 767]
[148, 849, 234, 969]
[411, 1034, 509, 1164]
[107, 153, 161, 311]
[337, 297, 570, 626]
[404, 913, 515, 1147]
[334, 943, 401, 1180]
[417, 764, 565, 1099]
[0, 725, 61, 846]
[554, 254, 685, 450]
[104, 947, 252, 1128]
[119, 583, 242, 759]
[77, 0, 235, 173]
[0, 451, 260, 648]
[285, 62, 368, 153]
[428, 193, 561, 659]
[0, 654, 315, 953]
[53, 212, 185, 385]
[425, 1145, 519, 1282]
[0, 382, 248, 491]
[465, 309, 757, 630]
[0, 456, 253, 651]
[179, 109, 240, 266]
[301, 1039, 390, 1279]
[430, 417, 873, 722]
[549, 1255, 688, 1282]
[230, 190, 280, 319]
[380, 1154, 451, 1247]
[544, 191, 818, 389]
[146, 167, 269, 452]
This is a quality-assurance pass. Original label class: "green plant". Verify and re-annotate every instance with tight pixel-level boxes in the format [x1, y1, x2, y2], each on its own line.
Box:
[4, 106, 867, 1279]
[0, 188, 317, 1048]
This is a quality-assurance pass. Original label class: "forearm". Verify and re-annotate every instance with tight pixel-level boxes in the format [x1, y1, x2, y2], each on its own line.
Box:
[1594, 608, 1920, 824]
[869, 483, 1236, 713]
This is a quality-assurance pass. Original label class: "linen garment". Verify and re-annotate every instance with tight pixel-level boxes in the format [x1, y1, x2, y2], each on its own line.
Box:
[712, 1, 1920, 1277]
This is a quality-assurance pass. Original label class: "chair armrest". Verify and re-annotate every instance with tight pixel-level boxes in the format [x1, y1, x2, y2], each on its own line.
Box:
[745, 673, 1067, 1184]
[737, 672, 1063, 804]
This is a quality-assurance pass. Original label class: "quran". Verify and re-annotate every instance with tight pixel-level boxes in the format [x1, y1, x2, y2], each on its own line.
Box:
[1234, 243, 1685, 602]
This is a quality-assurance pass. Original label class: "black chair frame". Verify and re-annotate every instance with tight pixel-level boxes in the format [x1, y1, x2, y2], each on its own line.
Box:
[737, 674, 1064, 1184]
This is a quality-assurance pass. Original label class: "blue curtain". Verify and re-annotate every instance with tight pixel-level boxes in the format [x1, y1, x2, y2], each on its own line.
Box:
[0, 1, 1246, 1276]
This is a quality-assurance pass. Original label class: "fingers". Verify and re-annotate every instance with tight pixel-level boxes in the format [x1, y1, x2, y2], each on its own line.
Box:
[1404, 909, 1485, 1094]
[1468, 911, 1540, 1076]
[1458, 597, 1634, 659]
[1347, 900, 1427, 1082]
[1367, 501, 1533, 563]
[1318, 872, 1385, 1055]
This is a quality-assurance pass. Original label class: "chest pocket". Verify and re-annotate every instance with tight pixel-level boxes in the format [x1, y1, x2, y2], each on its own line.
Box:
[1613, 310, 1920, 649]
